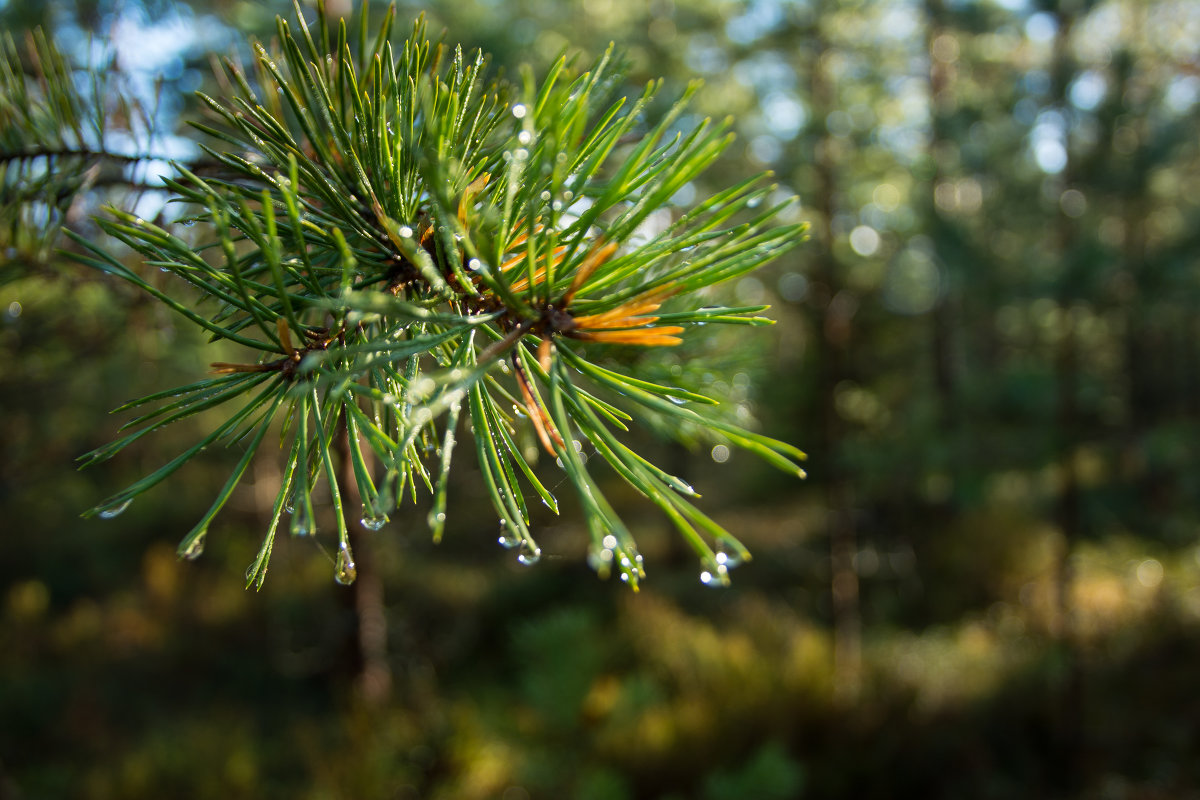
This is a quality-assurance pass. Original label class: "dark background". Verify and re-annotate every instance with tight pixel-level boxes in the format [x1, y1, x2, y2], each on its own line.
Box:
[3, 0, 1200, 797]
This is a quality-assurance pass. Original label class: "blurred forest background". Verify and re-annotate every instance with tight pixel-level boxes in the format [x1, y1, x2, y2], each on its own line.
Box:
[3, 0, 1200, 797]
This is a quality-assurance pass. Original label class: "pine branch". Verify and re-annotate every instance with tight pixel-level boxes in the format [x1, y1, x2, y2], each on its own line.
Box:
[68, 3, 808, 590]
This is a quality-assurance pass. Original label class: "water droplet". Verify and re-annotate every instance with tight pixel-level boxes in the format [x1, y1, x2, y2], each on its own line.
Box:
[517, 540, 542, 566]
[180, 531, 206, 561]
[284, 493, 295, 514]
[514, 148, 529, 160]
[468, 258, 483, 272]
[511, 103, 527, 119]
[518, 130, 533, 145]
[700, 568, 730, 588]
[98, 499, 131, 519]
[244, 562, 261, 584]
[398, 224, 413, 238]
[715, 540, 746, 569]
[335, 543, 357, 585]
[360, 506, 388, 530]
[498, 520, 522, 549]
[427, 510, 446, 528]
[290, 509, 314, 537]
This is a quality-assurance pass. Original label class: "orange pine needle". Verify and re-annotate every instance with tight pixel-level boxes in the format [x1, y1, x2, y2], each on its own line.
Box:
[210, 361, 277, 374]
[504, 246, 569, 293]
[276, 317, 296, 357]
[500, 244, 568, 273]
[563, 239, 618, 306]
[504, 217, 544, 251]
[457, 172, 491, 224]
[514, 357, 564, 456]
[572, 285, 677, 330]
[573, 328, 685, 347]
[566, 282, 683, 347]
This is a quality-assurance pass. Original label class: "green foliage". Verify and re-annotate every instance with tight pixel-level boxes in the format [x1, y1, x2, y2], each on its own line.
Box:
[0, 27, 153, 271]
[513, 608, 606, 729]
[701, 741, 805, 800]
[30, 3, 806, 587]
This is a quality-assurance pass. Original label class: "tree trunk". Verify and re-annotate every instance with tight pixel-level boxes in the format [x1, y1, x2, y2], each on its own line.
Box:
[339, 428, 392, 706]
[810, 24, 861, 702]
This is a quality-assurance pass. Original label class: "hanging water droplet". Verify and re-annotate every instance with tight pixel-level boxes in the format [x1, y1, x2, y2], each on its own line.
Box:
[290, 510, 314, 537]
[498, 520, 522, 549]
[284, 493, 295, 514]
[587, 545, 614, 574]
[715, 540, 746, 569]
[98, 499, 131, 519]
[517, 540, 542, 566]
[245, 562, 260, 584]
[334, 543, 357, 585]
[360, 506, 388, 531]
[179, 531, 206, 561]
[699, 567, 729, 588]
